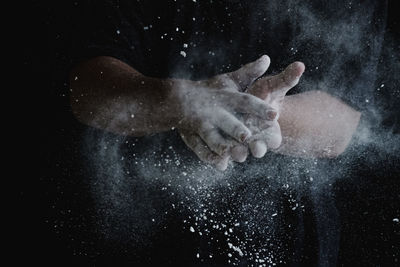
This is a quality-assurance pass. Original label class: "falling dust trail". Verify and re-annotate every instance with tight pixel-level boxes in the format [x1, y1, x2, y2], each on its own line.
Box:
[80, 0, 399, 265]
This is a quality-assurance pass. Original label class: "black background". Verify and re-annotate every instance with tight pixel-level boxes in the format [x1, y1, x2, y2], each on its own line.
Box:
[18, 0, 400, 266]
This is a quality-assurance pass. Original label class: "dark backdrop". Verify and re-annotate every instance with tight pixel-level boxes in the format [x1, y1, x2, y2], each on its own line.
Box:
[18, 0, 400, 266]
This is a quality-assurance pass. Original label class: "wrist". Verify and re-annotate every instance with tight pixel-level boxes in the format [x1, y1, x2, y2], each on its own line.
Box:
[161, 78, 195, 128]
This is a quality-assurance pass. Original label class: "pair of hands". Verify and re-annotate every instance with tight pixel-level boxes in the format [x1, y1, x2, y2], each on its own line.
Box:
[174, 55, 305, 170]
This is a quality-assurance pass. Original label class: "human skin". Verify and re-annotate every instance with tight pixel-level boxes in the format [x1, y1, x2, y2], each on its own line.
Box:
[70, 56, 360, 169]
[179, 56, 306, 169]
[70, 56, 277, 168]
[243, 58, 361, 158]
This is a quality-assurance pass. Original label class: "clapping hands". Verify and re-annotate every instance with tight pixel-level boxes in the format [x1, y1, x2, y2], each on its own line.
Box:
[177, 55, 305, 170]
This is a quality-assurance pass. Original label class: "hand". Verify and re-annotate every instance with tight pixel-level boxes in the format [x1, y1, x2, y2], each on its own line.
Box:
[178, 56, 305, 170]
[174, 56, 276, 170]
[243, 61, 305, 158]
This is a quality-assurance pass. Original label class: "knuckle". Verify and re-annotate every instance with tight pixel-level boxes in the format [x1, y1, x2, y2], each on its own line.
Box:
[188, 116, 203, 130]
[187, 135, 200, 149]
[218, 143, 229, 155]
[241, 94, 251, 103]
[198, 121, 211, 132]
[200, 126, 214, 138]
[194, 142, 207, 154]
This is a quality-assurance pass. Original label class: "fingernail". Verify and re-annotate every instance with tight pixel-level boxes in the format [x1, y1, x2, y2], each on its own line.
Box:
[219, 144, 229, 155]
[266, 111, 277, 120]
[240, 132, 249, 142]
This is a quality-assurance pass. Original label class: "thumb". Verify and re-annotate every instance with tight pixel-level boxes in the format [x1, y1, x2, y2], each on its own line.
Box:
[228, 55, 271, 91]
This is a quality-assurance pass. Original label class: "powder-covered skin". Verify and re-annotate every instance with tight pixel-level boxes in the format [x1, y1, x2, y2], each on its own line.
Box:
[179, 56, 305, 170]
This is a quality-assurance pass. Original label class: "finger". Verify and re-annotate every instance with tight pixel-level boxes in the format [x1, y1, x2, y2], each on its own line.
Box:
[230, 144, 248, 162]
[215, 155, 230, 171]
[180, 130, 220, 164]
[250, 122, 282, 150]
[181, 131, 230, 171]
[249, 140, 268, 158]
[213, 109, 251, 142]
[197, 122, 231, 156]
[228, 55, 271, 91]
[228, 91, 278, 120]
[267, 61, 305, 94]
[248, 61, 305, 100]
[263, 122, 282, 150]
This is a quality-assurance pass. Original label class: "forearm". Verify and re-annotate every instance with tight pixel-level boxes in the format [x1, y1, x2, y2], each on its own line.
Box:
[70, 56, 179, 136]
[276, 90, 361, 158]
